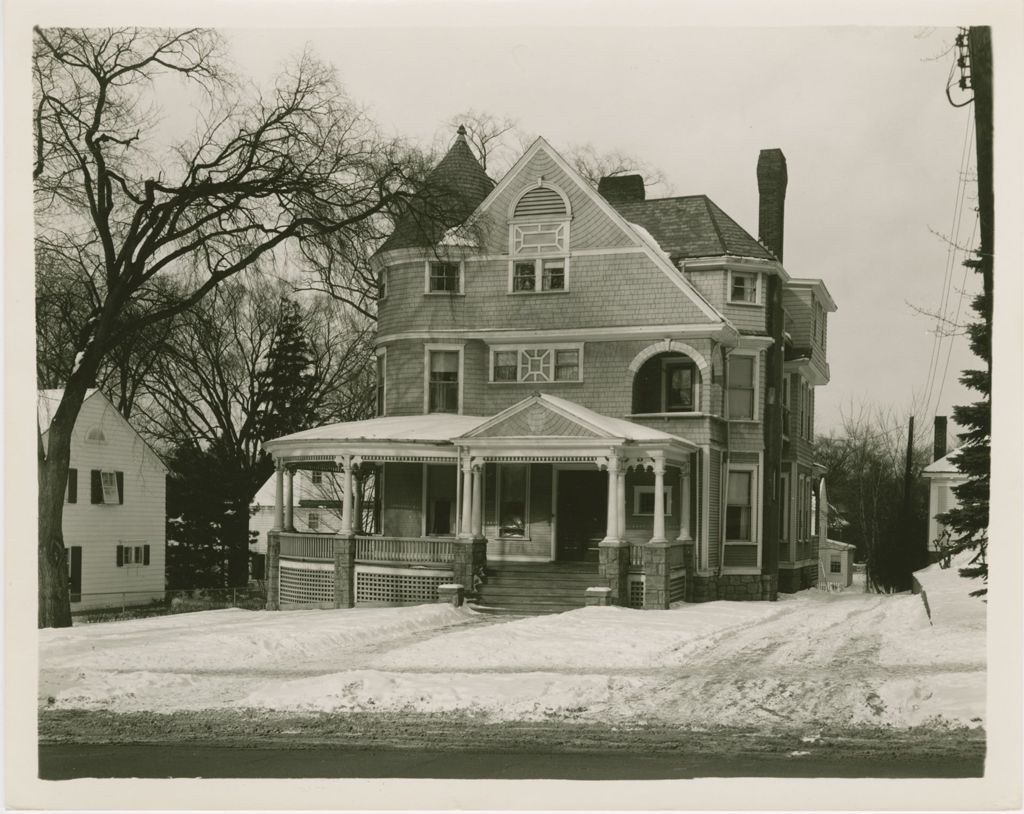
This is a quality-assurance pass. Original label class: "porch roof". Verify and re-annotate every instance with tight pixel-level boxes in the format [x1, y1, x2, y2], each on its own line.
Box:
[265, 414, 490, 450]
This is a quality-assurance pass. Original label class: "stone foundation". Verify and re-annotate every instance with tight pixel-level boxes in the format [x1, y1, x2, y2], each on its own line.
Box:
[453, 537, 487, 599]
[265, 530, 281, 610]
[598, 540, 630, 605]
[333, 535, 356, 608]
[685, 573, 779, 602]
[778, 563, 818, 593]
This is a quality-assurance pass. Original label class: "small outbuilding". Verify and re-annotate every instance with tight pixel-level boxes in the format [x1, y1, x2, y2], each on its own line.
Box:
[820, 538, 856, 588]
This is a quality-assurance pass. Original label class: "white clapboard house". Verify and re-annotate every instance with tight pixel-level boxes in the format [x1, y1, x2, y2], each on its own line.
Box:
[39, 389, 167, 609]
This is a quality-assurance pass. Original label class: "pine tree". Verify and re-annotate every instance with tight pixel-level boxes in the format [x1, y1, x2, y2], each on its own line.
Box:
[936, 261, 990, 596]
[256, 298, 319, 442]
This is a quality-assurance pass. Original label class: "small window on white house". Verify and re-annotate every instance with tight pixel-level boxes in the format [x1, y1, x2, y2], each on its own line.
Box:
[729, 272, 759, 304]
[633, 486, 673, 517]
[427, 261, 461, 293]
[100, 471, 119, 503]
[830, 557, 842, 574]
[308, 512, 320, 531]
[311, 471, 323, 485]
[86, 427, 106, 442]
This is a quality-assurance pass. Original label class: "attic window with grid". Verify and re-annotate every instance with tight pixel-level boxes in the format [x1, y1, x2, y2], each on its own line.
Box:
[509, 184, 570, 293]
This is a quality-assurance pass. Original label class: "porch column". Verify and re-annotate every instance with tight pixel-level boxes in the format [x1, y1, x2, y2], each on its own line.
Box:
[471, 462, 484, 538]
[353, 471, 364, 534]
[284, 468, 295, 532]
[676, 461, 692, 542]
[272, 460, 285, 531]
[460, 455, 474, 537]
[616, 467, 627, 541]
[603, 455, 620, 542]
[338, 455, 354, 537]
[651, 457, 667, 543]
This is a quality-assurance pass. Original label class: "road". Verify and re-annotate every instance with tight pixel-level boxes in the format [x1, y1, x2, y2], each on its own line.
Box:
[38, 742, 984, 780]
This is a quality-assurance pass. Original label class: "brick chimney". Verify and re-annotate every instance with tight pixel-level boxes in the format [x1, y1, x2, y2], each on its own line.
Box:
[757, 149, 788, 262]
[598, 174, 645, 204]
[933, 415, 948, 462]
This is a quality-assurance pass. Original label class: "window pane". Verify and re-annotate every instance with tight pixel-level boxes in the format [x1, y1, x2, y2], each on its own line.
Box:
[542, 260, 565, 290]
[726, 506, 751, 540]
[637, 491, 655, 515]
[430, 351, 458, 373]
[430, 262, 459, 292]
[498, 464, 527, 537]
[513, 262, 536, 291]
[520, 349, 552, 382]
[100, 471, 119, 504]
[554, 349, 579, 381]
[494, 351, 518, 382]
[727, 472, 751, 506]
[729, 356, 754, 386]
[665, 365, 693, 411]
[731, 273, 756, 302]
[429, 352, 459, 413]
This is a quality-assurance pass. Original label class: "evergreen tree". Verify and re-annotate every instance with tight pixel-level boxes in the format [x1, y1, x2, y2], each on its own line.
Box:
[255, 298, 320, 442]
[936, 260, 990, 596]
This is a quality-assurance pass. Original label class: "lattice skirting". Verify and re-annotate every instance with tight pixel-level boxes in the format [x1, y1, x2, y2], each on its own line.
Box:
[628, 576, 645, 609]
[355, 565, 453, 606]
[280, 560, 335, 607]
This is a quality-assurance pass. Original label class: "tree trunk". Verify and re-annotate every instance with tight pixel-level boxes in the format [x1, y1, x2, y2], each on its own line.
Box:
[38, 375, 93, 627]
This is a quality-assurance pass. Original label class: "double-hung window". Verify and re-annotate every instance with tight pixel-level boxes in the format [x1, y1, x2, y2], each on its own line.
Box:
[727, 354, 756, 420]
[497, 464, 528, 538]
[375, 351, 386, 416]
[729, 271, 759, 304]
[91, 470, 123, 504]
[509, 185, 570, 293]
[426, 261, 462, 294]
[489, 345, 583, 383]
[724, 467, 759, 569]
[427, 349, 460, 413]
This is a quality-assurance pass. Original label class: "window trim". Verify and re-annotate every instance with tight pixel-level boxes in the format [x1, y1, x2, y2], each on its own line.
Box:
[659, 356, 699, 413]
[508, 182, 573, 221]
[487, 343, 584, 384]
[377, 267, 388, 301]
[506, 256, 572, 294]
[632, 485, 673, 517]
[728, 270, 762, 306]
[726, 351, 759, 421]
[423, 260, 465, 295]
[724, 462, 761, 571]
[423, 343, 465, 415]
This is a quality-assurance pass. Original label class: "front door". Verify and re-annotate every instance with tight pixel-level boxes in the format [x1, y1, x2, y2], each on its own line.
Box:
[555, 469, 607, 562]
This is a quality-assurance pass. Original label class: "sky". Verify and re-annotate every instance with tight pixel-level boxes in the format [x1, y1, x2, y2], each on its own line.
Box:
[215, 25, 983, 441]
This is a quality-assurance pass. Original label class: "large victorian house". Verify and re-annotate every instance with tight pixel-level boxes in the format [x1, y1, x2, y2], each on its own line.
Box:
[262, 129, 836, 612]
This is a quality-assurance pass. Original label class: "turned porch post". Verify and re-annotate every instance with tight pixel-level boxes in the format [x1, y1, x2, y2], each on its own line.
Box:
[676, 461, 692, 541]
[353, 471, 364, 534]
[460, 456, 474, 537]
[651, 457, 667, 543]
[339, 455, 354, 536]
[471, 462, 484, 538]
[272, 460, 285, 531]
[616, 467, 627, 541]
[603, 455, 621, 542]
[284, 468, 295, 532]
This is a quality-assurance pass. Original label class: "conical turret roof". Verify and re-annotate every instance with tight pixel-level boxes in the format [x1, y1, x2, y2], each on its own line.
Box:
[377, 126, 494, 254]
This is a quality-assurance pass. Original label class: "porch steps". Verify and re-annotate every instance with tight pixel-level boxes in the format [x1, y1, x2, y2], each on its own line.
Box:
[473, 562, 602, 615]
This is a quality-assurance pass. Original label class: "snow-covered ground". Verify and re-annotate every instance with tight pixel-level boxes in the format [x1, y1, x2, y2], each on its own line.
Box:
[40, 557, 985, 730]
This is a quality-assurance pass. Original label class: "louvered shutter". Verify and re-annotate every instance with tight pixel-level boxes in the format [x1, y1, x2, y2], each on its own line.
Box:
[116, 472, 124, 504]
[67, 469, 78, 503]
[116, 544, 124, 567]
[143, 544, 151, 566]
[91, 470, 102, 503]
[69, 546, 82, 600]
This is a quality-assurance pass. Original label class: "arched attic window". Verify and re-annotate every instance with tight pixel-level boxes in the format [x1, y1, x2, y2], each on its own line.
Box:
[632, 352, 701, 414]
[85, 427, 106, 442]
[509, 184, 571, 293]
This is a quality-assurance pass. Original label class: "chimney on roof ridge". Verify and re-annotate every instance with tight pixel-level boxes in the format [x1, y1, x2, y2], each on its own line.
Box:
[933, 415, 948, 462]
[598, 174, 645, 204]
[757, 148, 787, 262]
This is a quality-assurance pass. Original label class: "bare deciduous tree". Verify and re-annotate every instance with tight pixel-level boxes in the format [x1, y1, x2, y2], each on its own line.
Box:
[34, 27, 429, 626]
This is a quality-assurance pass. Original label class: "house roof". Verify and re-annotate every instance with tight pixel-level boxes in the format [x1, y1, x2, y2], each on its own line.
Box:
[923, 450, 965, 477]
[267, 414, 492, 447]
[611, 195, 775, 261]
[38, 388, 98, 430]
[376, 127, 495, 254]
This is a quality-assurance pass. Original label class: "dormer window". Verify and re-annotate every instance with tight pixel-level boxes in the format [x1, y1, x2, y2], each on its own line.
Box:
[729, 271, 760, 305]
[509, 184, 570, 294]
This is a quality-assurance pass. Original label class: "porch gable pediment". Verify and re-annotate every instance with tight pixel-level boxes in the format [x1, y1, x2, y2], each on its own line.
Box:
[459, 398, 610, 440]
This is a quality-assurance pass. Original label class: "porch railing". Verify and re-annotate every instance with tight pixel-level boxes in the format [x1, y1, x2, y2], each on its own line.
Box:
[279, 532, 335, 560]
[355, 535, 456, 565]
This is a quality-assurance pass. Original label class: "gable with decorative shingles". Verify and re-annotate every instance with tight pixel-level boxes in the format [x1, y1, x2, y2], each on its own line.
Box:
[469, 402, 603, 439]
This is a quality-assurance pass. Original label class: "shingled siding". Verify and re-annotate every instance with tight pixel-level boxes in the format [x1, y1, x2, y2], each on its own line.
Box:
[708, 448, 722, 570]
[783, 287, 827, 372]
[623, 468, 684, 543]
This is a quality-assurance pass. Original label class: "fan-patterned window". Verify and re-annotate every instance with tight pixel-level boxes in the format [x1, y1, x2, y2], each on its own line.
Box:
[513, 186, 567, 219]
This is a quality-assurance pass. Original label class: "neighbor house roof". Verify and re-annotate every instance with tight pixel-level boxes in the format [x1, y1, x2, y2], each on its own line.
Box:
[923, 450, 965, 477]
[376, 127, 495, 254]
[37, 388, 98, 431]
[611, 195, 774, 261]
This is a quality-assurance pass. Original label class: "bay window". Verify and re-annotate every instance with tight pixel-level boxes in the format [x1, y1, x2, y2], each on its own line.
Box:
[426, 348, 461, 413]
[729, 271, 760, 304]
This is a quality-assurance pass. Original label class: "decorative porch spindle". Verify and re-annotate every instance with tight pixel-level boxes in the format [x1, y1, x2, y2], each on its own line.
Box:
[652, 458, 667, 543]
[284, 468, 295, 532]
[460, 456, 474, 537]
[603, 455, 621, 542]
[272, 460, 284, 531]
[471, 462, 484, 537]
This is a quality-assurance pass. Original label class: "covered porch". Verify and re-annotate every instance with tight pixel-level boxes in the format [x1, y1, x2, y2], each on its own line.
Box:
[262, 395, 700, 611]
